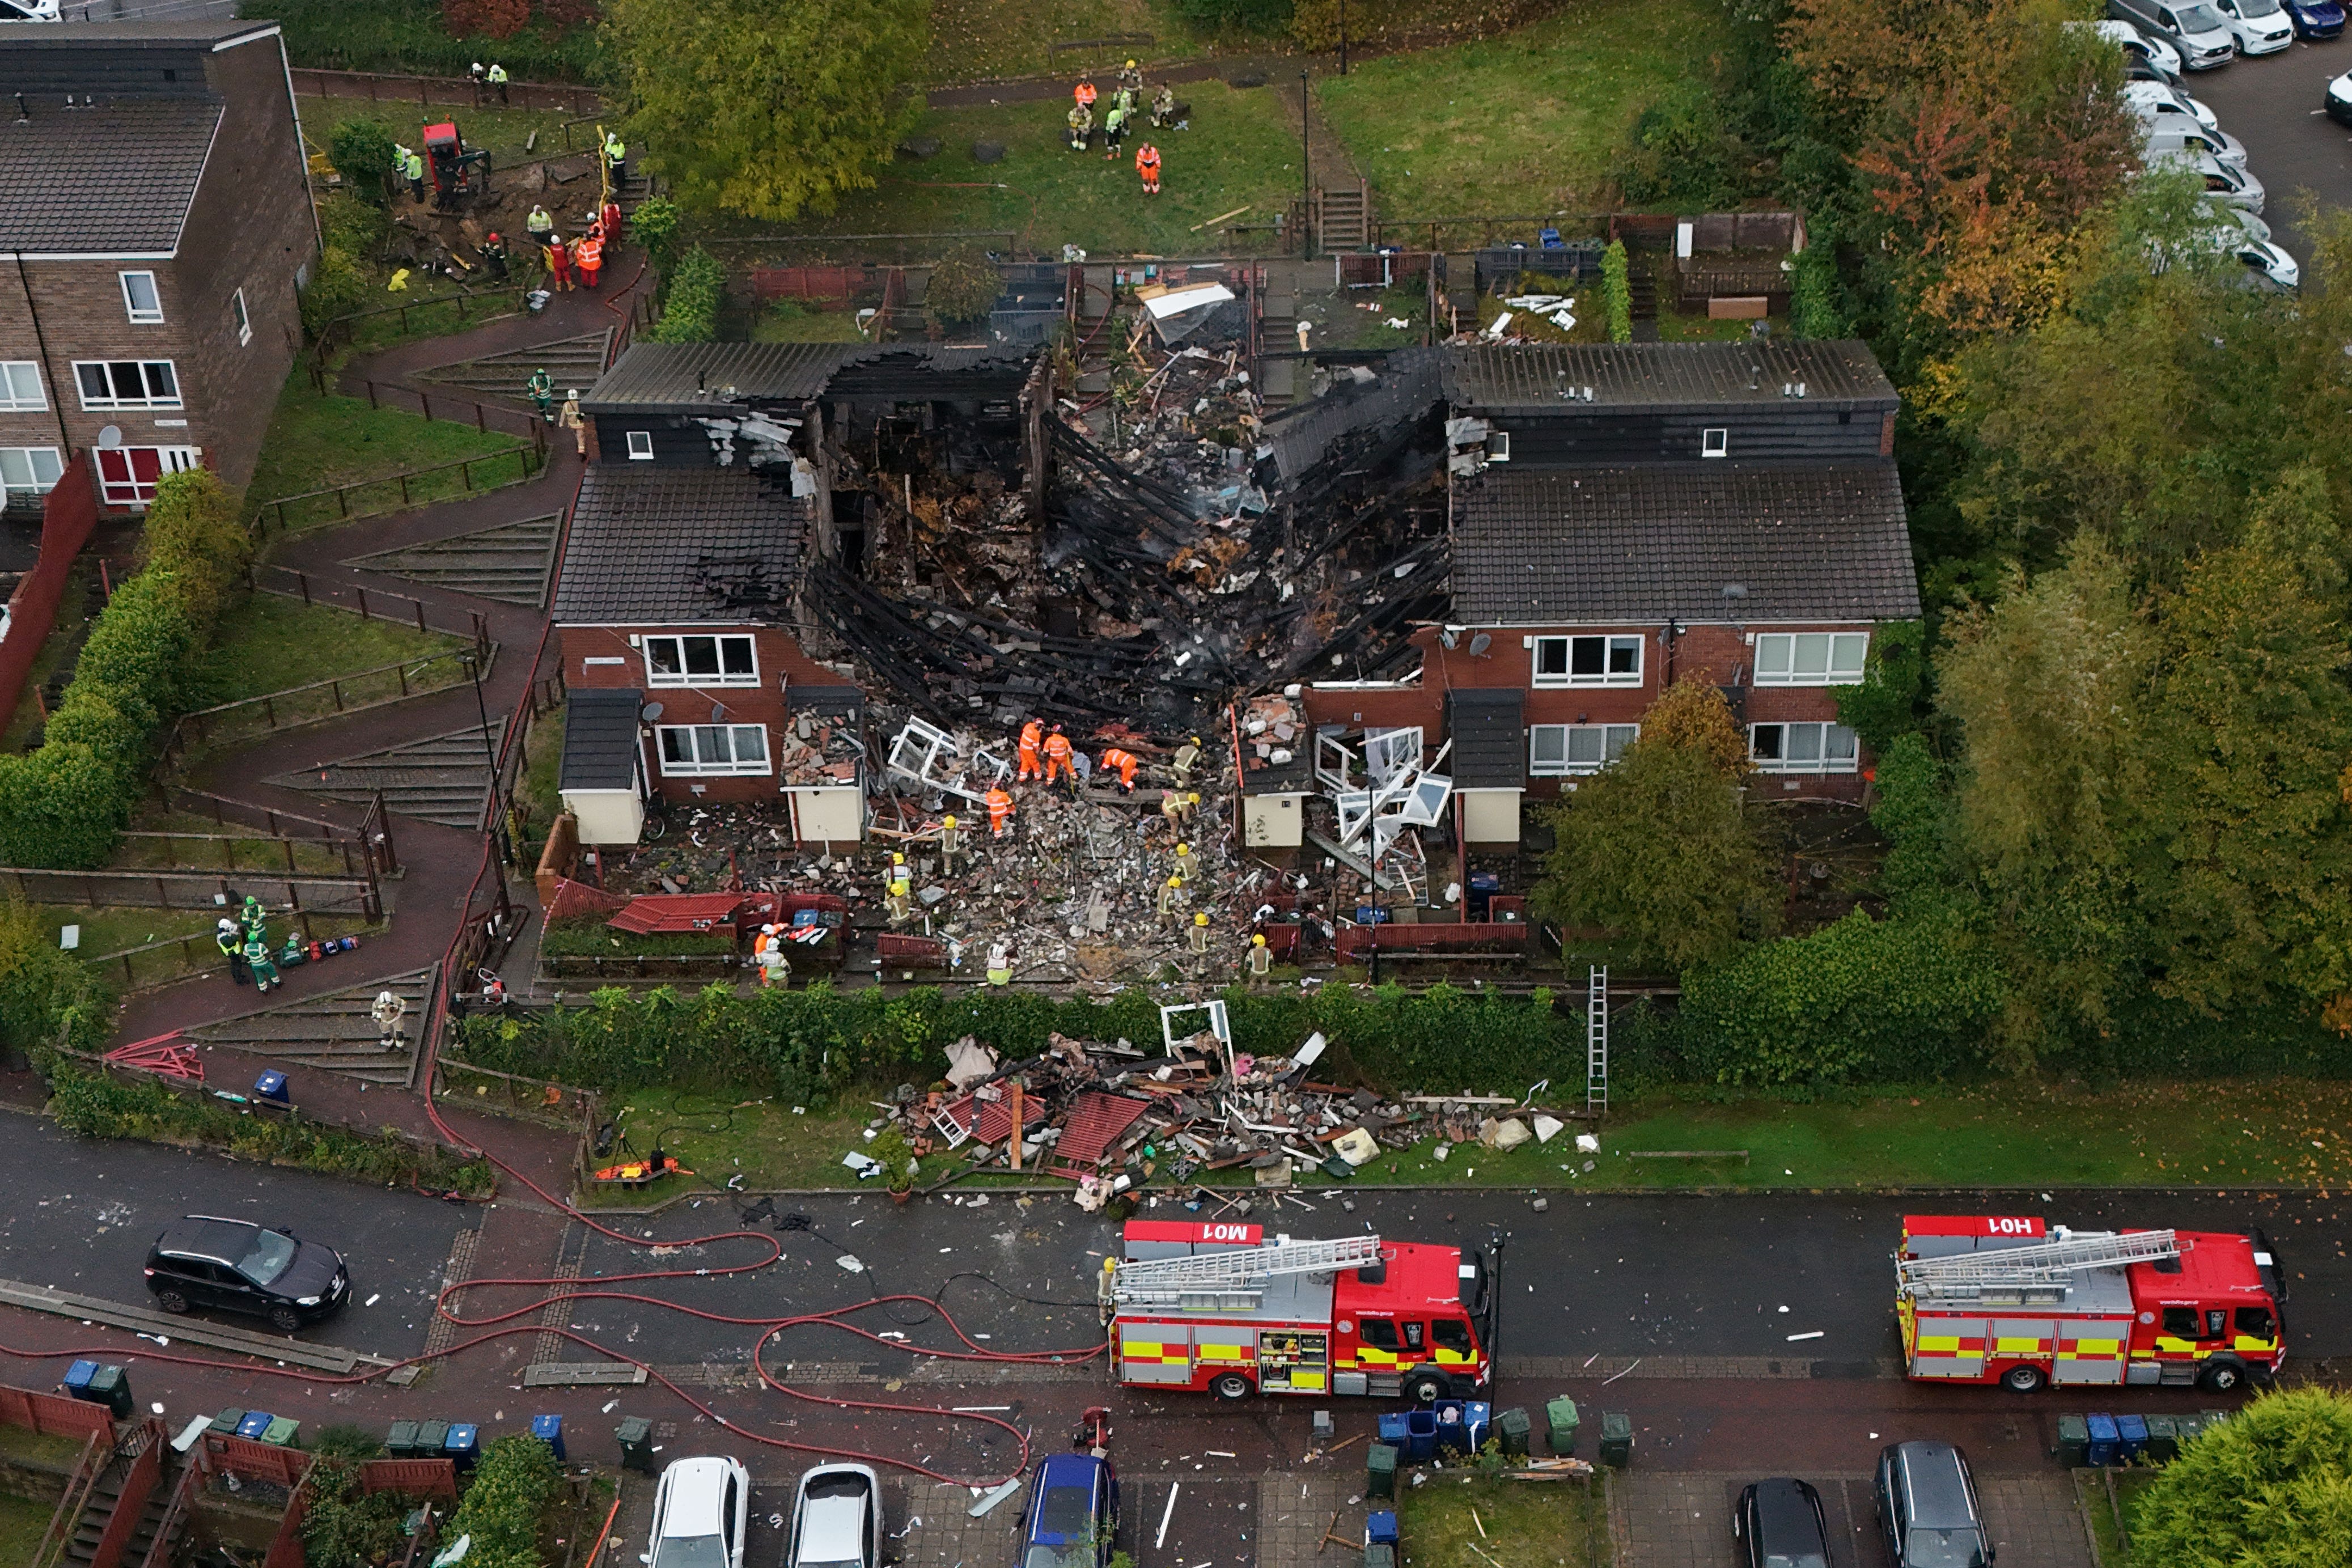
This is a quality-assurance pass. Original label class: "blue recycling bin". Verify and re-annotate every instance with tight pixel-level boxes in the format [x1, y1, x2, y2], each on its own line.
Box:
[61, 1360, 98, 1399]
[1376, 1412, 1409, 1452]
[2085, 1413, 2119, 1468]
[530, 1414, 566, 1460]
[236, 1411, 274, 1440]
[1404, 1409, 1437, 1462]
[1463, 1401, 1491, 1452]
[253, 1070, 290, 1107]
[1366, 1511, 1399, 1547]
[442, 1423, 481, 1469]
[2114, 1414, 2148, 1464]
[1434, 1399, 1469, 1452]
[1467, 872, 1500, 919]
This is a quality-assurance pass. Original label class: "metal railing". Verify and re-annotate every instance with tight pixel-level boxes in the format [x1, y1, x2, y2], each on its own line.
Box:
[291, 66, 600, 117]
[308, 286, 533, 372]
[162, 646, 481, 752]
[247, 443, 542, 539]
[249, 566, 494, 646]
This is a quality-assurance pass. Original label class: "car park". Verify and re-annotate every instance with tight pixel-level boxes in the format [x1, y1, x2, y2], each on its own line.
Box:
[2124, 79, 2220, 132]
[1874, 1442, 1991, 1568]
[646, 1456, 751, 1568]
[1019, 1452, 1120, 1568]
[143, 1215, 349, 1332]
[2210, 0, 2296, 52]
[788, 1465, 882, 1568]
[2159, 148, 2266, 211]
[2279, 0, 2345, 37]
[2083, 18, 2185, 77]
[2108, 0, 2240, 67]
[1733, 1478, 1832, 1568]
[2141, 118, 2249, 168]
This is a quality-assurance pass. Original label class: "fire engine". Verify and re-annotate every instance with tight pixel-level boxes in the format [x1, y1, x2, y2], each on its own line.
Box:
[1897, 1215, 2287, 1394]
[1099, 1222, 1497, 1401]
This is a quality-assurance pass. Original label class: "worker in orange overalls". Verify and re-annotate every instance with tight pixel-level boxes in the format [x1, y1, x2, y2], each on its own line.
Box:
[1074, 75, 1097, 113]
[1100, 746, 1139, 791]
[986, 785, 1015, 836]
[1042, 724, 1074, 785]
[1135, 141, 1161, 196]
[1018, 718, 1044, 782]
[573, 226, 604, 290]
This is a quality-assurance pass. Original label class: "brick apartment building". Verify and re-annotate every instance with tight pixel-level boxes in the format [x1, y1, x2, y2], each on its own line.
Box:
[0, 18, 317, 512]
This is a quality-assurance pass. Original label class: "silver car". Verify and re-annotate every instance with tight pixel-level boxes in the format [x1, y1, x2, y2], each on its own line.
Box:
[2211, 0, 2295, 52]
[2124, 79, 2220, 132]
[2109, 0, 2240, 66]
[2142, 118, 2248, 168]
[2082, 18, 2185, 77]
[2160, 149, 2265, 212]
[789, 1464, 882, 1568]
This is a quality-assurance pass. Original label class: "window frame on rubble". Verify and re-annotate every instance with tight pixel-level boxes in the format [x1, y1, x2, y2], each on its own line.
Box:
[642, 633, 761, 688]
[655, 722, 770, 776]
[1531, 633, 1643, 688]
[1528, 722, 1637, 775]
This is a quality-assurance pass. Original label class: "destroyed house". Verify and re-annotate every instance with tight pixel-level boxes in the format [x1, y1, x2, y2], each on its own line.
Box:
[0, 19, 317, 506]
[554, 342, 1037, 838]
[1252, 341, 1917, 840]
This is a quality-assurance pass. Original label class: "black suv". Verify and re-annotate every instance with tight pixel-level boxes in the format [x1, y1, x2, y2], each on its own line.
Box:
[1875, 1441, 1991, 1567]
[143, 1216, 349, 1332]
[1734, 1477, 1830, 1568]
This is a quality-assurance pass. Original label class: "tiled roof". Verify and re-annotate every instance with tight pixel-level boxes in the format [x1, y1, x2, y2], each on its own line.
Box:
[1445, 689, 1525, 789]
[559, 688, 642, 792]
[551, 466, 813, 624]
[1443, 341, 1897, 413]
[0, 18, 276, 44]
[0, 98, 222, 255]
[1264, 348, 1446, 483]
[1452, 463, 1920, 624]
[586, 342, 1032, 412]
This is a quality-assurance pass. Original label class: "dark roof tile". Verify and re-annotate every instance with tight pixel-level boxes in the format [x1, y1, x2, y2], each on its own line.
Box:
[0, 98, 221, 254]
[1443, 341, 1897, 413]
[1445, 689, 1525, 789]
[552, 466, 813, 623]
[560, 688, 642, 791]
[586, 342, 1032, 412]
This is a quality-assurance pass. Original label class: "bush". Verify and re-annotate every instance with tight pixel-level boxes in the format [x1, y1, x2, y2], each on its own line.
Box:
[925, 247, 1003, 325]
[1788, 238, 1851, 340]
[1601, 241, 1632, 345]
[319, 192, 391, 260]
[1173, 0, 1291, 31]
[2129, 1387, 2352, 1565]
[0, 899, 112, 1061]
[300, 1456, 413, 1567]
[1612, 80, 1735, 209]
[328, 118, 399, 205]
[0, 742, 133, 868]
[628, 195, 682, 273]
[443, 1435, 561, 1568]
[302, 245, 371, 339]
[138, 468, 252, 625]
[649, 245, 724, 342]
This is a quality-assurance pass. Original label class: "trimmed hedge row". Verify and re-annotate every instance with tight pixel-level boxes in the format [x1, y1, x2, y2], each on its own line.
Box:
[0, 469, 251, 868]
[649, 246, 724, 342]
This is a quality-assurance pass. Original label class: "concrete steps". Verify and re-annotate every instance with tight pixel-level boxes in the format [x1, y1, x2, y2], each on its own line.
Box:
[342, 511, 563, 608]
[265, 721, 505, 829]
[1316, 182, 1369, 253]
[414, 330, 611, 400]
[185, 965, 435, 1085]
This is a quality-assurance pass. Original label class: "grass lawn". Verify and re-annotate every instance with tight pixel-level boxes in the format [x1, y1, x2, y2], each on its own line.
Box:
[114, 811, 360, 878]
[924, 0, 1205, 85]
[516, 703, 565, 868]
[2075, 1467, 2157, 1566]
[573, 1096, 872, 1206]
[751, 300, 869, 344]
[301, 97, 592, 165]
[193, 592, 466, 715]
[245, 368, 531, 525]
[1397, 1468, 1605, 1568]
[791, 84, 1307, 257]
[0, 1422, 91, 1469]
[1314, 0, 1726, 221]
[0, 1489, 53, 1562]
[35, 903, 378, 989]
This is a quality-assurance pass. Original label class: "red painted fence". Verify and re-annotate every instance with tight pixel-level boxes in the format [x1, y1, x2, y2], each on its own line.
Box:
[0, 1384, 113, 1442]
[0, 453, 99, 738]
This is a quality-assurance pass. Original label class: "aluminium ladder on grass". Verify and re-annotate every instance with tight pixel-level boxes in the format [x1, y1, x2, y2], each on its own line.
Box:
[1587, 965, 1608, 1113]
[1899, 1229, 2182, 1299]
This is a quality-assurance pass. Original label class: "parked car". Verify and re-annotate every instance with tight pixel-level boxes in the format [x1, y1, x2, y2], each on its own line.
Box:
[646, 1456, 751, 1568]
[2124, 78, 2220, 132]
[789, 1465, 882, 1568]
[143, 1216, 349, 1332]
[2279, 0, 2345, 37]
[0, 0, 60, 19]
[2210, 0, 2297, 50]
[2142, 118, 2249, 168]
[1875, 1442, 1991, 1568]
[1019, 1452, 1119, 1568]
[2232, 238, 2301, 289]
[2326, 67, 2352, 126]
[2082, 17, 2185, 77]
[1733, 1478, 1832, 1568]
[2157, 148, 2266, 212]
[2204, 197, 2273, 243]
[2108, 0, 2240, 67]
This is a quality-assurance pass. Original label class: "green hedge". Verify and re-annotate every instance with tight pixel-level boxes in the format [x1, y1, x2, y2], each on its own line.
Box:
[443, 1435, 561, 1568]
[1601, 240, 1633, 344]
[245, 0, 603, 81]
[45, 1065, 495, 1193]
[0, 900, 112, 1061]
[649, 247, 724, 342]
[0, 469, 252, 868]
[454, 982, 1584, 1103]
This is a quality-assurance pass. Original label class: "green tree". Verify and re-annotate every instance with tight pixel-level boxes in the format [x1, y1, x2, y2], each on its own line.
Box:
[628, 194, 683, 273]
[1531, 740, 1781, 972]
[1866, 731, 1962, 912]
[2129, 1387, 2352, 1566]
[300, 244, 370, 339]
[328, 116, 399, 204]
[601, 0, 929, 222]
[925, 246, 1003, 325]
[1637, 674, 1748, 778]
[0, 897, 112, 1061]
[1834, 617, 1929, 752]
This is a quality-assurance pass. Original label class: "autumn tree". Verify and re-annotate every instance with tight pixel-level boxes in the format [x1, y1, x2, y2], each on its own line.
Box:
[1637, 675, 1749, 778]
[601, 0, 929, 223]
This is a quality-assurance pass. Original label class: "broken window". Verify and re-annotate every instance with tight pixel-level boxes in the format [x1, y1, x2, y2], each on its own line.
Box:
[643, 634, 759, 688]
[73, 359, 179, 410]
[1362, 728, 1423, 785]
[656, 723, 769, 775]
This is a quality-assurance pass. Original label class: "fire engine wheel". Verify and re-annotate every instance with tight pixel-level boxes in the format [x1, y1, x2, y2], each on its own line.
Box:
[1210, 1372, 1253, 1401]
[1402, 1372, 1447, 1405]
[1997, 1363, 2046, 1394]
[2198, 1359, 2246, 1393]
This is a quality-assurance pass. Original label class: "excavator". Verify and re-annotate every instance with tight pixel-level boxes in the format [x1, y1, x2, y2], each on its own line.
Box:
[421, 120, 492, 208]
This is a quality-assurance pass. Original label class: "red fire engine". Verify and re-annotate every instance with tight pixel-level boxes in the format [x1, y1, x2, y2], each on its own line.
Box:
[1897, 1215, 2286, 1394]
[1100, 1222, 1497, 1401]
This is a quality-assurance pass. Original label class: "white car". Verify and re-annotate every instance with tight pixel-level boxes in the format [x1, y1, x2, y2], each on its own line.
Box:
[2124, 79, 2220, 132]
[2108, 0, 2240, 68]
[2142, 118, 2249, 168]
[0, 0, 60, 18]
[2210, 0, 2295, 51]
[2159, 149, 2265, 212]
[2206, 198, 2272, 243]
[788, 1464, 882, 1568]
[2235, 239, 2299, 287]
[646, 1456, 751, 1568]
[2080, 18, 2185, 78]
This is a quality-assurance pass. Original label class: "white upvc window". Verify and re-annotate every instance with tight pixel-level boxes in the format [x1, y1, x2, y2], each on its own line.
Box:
[231, 287, 251, 346]
[0, 362, 45, 412]
[120, 270, 164, 324]
[1753, 632, 1868, 686]
[1701, 427, 1728, 458]
[626, 430, 654, 460]
[1529, 722, 1638, 776]
[1749, 721, 1860, 773]
[642, 633, 759, 687]
[73, 359, 180, 410]
[0, 446, 63, 498]
[1532, 633, 1643, 688]
[656, 723, 769, 776]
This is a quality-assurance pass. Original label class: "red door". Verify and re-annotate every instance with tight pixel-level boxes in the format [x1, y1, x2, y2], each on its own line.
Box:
[94, 446, 197, 507]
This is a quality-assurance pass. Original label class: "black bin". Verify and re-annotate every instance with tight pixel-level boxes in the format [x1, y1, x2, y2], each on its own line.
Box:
[1599, 1411, 1634, 1468]
[617, 1416, 657, 1474]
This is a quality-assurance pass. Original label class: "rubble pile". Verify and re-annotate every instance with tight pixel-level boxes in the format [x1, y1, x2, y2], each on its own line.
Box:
[775, 710, 863, 786]
[860, 1025, 1586, 1206]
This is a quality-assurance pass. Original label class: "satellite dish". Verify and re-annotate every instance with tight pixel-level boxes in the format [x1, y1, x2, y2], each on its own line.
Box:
[1439, 629, 1459, 650]
[1467, 633, 1492, 657]
[98, 425, 122, 450]
[639, 702, 664, 722]
[1722, 583, 1749, 599]
[709, 703, 726, 723]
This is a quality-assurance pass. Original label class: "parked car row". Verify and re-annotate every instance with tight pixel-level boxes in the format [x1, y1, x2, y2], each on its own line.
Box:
[1735, 1443, 1992, 1568]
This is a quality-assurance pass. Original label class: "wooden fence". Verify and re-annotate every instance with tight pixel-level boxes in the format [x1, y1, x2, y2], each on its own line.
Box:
[88, 1423, 163, 1568]
[291, 66, 600, 117]
[0, 1386, 113, 1442]
[149, 783, 398, 876]
[29, 1428, 108, 1568]
[0, 866, 381, 922]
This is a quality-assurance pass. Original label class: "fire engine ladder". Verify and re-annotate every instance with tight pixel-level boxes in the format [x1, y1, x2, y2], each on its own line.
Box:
[1103, 1234, 1387, 1311]
[1586, 967, 1608, 1113]
[1899, 1230, 2181, 1298]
